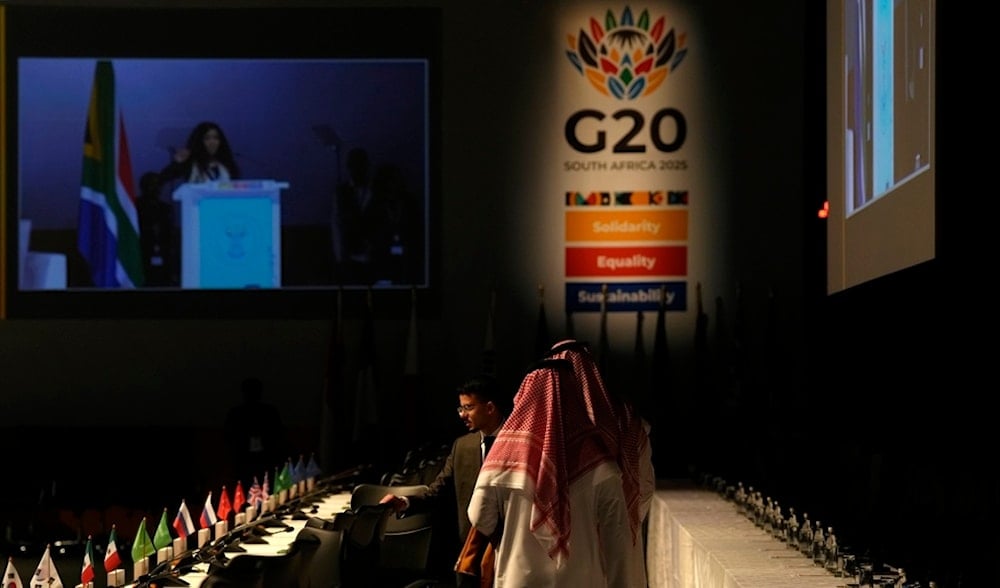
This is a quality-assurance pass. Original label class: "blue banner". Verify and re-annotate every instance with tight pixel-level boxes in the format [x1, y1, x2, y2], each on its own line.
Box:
[565, 281, 686, 313]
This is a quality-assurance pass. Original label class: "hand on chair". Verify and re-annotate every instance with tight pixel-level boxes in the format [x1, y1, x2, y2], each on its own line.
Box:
[379, 493, 407, 513]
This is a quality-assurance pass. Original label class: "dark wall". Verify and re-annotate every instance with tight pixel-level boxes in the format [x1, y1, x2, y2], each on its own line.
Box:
[787, 5, 992, 586]
[2, 1, 989, 586]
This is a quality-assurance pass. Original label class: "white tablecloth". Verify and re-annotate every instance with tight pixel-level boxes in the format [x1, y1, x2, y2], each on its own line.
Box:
[128, 491, 352, 587]
[646, 482, 847, 588]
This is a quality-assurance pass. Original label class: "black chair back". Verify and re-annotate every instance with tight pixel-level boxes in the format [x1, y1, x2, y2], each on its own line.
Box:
[350, 483, 428, 510]
[348, 483, 440, 585]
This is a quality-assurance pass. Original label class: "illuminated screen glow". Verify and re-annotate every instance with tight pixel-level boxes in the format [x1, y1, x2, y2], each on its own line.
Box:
[826, 0, 935, 293]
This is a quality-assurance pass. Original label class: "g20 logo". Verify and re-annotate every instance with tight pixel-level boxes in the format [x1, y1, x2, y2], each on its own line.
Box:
[565, 108, 686, 154]
[565, 6, 688, 154]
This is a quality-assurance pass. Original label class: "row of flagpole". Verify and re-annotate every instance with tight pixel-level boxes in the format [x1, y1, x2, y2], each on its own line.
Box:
[321, 284, 427, 475]
[488, 279, 758, 442]
[315, 278, 666, 489]
[3, 454, 321, 588]
[322, 270, 766, 486]
[318, 270, 756, 481]
[470, 280, 677, 441]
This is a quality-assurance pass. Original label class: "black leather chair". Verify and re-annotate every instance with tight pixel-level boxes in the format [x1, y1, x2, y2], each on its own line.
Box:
[288, 515, 351, 588]
[349, 484, 443, 586]
[280, 504, 392, 588]
[350, 483, 428, 511]
[380, 508, 437, 585]
[199, 548, 296, 588]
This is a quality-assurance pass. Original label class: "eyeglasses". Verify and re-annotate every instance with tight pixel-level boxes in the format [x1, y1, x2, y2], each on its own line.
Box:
[456, 403, 478, 415]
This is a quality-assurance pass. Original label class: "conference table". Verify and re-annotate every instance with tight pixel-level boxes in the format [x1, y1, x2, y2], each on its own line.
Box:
[127, 489, 353, 587]
[130, 479, 851, 588]
[646, 481, 849, 588]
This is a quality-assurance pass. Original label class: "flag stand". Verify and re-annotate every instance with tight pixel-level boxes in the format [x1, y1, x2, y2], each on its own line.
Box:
[107, 569, 125, 588]
[133, 558, 149, 583]
[172, 537, 187, 559]
[213, 520, 228, 542]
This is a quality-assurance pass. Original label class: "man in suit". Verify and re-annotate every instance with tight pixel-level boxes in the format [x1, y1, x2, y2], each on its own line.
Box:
[381, 376, 506, 562]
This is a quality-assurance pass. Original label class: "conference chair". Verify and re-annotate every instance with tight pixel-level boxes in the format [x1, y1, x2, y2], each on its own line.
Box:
[198, 552, 272, 588]
[417, 457, 445, 485]
[197, 504, 392, 588]
[383, 468, 422, 486]
[416, 443, 450, 485]
[286, 516, 350, 588]
[350, 483, 427, 511]
[291, 504, 392, 587]
[379, 506, 438, 586]
[350, 483, 439, 586]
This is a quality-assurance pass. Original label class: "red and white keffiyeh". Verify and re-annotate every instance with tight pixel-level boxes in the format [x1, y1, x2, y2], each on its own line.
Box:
[547, 339, 647, 545]
[477, 357, 615, 562]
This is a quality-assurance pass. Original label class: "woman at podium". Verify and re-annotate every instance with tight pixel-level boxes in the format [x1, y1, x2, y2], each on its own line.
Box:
[160, 120, 241, 184]
[159, 121, 256, 288]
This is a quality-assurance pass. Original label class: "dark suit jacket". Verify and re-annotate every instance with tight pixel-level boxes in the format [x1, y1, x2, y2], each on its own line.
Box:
[410, 431, 483, 545]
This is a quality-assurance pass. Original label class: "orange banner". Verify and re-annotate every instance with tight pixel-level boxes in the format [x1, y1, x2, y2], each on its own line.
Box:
[565, 209, 688, 242]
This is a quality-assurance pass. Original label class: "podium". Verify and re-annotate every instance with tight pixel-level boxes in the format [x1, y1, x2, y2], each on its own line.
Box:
[173, 180, 289, 288]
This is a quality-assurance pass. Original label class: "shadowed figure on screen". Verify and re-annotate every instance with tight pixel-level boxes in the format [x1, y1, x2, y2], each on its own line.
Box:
[332, 147, 376, 284]
[137, 171, 176, 287]
[369, 161, 422, 285]
[332, 148, 420, 286]
[224, 377, 285, 484]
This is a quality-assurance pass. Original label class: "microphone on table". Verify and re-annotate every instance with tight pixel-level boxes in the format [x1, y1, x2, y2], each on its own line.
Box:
[134, 512, 290, 587]
[207, 513, 283, 560]
[254, 499, 297, 530]
[234, 508, 273, 544]
[134, 545, 204, 587]
[234, 511, 290, 541]
[223, 463, 365, 536]
[315, 463, 373, 490]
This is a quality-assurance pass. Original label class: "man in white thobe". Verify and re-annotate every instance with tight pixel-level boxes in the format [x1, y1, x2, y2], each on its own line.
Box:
[467, 357, 634, 587]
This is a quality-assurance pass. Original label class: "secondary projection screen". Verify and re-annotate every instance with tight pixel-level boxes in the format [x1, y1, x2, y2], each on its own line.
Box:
[826, 0, 935, 293]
